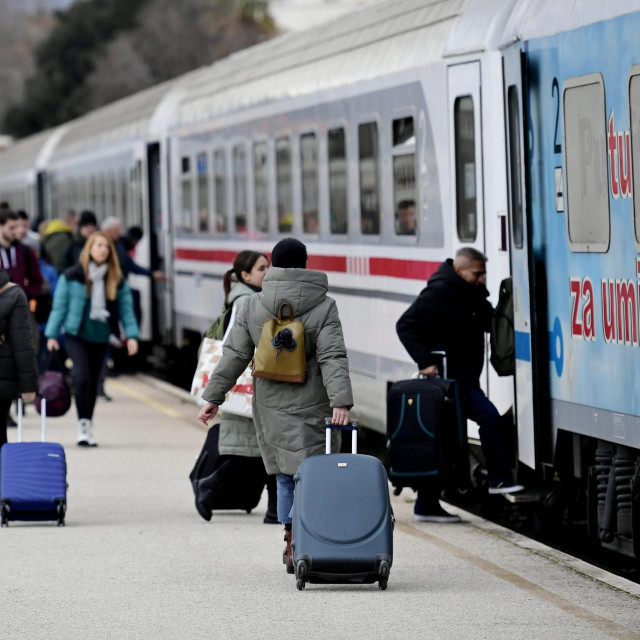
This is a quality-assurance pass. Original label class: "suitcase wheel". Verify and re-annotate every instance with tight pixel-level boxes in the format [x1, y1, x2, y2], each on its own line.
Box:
[295, 561, 307, 579]
[56, 499, 66, 527]
[296, 578, 305, 591]
[378, 578, 388, 590]
[1, 500, 9, 527]
[378, 560, 390, 579]
[246, 509, 252, 514]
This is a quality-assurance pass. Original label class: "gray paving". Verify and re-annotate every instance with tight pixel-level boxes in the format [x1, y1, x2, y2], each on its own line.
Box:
[2, 376, 639, 640]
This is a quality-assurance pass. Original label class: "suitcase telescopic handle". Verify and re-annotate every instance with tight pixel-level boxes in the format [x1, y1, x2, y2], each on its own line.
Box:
[430, 350, 448, 379]
[324, 417, 359, 455]
[16, 397, 46, 443]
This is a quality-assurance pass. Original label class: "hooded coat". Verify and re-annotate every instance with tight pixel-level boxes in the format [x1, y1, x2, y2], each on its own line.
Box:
[396, 259, 493, 388]
[217, 281, 261, 458]
[0, 270, 38, 399]
[202, 267, 354, 475]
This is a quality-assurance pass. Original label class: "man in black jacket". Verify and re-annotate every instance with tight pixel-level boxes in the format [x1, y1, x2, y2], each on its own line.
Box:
[397, 247, 523, 519]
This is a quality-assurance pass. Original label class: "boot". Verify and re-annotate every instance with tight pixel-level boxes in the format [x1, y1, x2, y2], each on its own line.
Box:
[283, 524, 294, 574]
[263, 475, 279, 524]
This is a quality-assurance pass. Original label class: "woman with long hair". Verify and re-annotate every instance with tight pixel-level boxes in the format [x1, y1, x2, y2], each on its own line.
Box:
[195, 250, 279, 524]
[45, 231, 139, 446]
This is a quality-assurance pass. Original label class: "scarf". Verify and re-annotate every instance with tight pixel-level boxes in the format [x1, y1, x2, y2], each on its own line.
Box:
[88, 261, 110, 322]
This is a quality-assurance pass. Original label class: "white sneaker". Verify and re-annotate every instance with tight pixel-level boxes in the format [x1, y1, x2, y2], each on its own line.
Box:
[488, 482, 524, 495]
[77, 419, 98, 447]
[77, 419, 90, 446]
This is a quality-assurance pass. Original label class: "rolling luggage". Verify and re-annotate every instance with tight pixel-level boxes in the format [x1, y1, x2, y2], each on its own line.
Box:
[386, 354, 468, 495]
[291, 419, 394, 591]
[189, 423, 267, 513]
[1, 399, 67, 526]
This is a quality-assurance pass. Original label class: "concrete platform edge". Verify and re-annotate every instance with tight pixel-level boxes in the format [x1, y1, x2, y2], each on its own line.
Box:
[441, 501, 640, 598]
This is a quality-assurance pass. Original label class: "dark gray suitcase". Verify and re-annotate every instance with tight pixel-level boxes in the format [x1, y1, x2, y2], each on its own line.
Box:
[291, 419, 394, 590]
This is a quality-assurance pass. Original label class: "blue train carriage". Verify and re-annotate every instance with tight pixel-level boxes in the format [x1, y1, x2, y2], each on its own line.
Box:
[510, 9, 640, 558]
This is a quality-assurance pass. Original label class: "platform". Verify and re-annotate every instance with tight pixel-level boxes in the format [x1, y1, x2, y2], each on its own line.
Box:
[2, 375, 638, 640]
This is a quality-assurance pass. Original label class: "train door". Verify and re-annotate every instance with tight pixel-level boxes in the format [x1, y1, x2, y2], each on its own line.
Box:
[448, 62, 485, 259]
[503, 49, 536, 469]
[146, 142, 170, 343]
[447, 61, 488, 409]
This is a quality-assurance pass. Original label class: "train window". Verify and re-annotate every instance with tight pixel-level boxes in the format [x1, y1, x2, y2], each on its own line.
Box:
[232, 144, 248, 233]
[392, 117, 417, 236]
[301, 133, 319, 233]
[180, 156, 193, 233]
[328, 127, 348, 234]
[276, 137, 293, 233]
[120, 170, 128, 227]
[359, 122, 380, 235]
[110, 173, 117, 219]
[253, 142, 269, 233]
[214, 149, 227, 233]
[563, 74, 609, 252]
[197, 152, 209, 233]
[99, 175, 106, 220]
[507, 86, 524, 249]
[90, 175, 97, 214]
[629, 72, 640, 244]
[454, 96, 477, 242]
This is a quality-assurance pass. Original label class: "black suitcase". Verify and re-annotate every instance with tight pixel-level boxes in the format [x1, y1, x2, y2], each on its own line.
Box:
[291, 420, 394, 591]
[189, 424, 267, 513]
[387, 374, 468, 495]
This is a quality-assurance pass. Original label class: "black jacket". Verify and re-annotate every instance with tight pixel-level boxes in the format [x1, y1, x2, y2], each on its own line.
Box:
[396, 259, 493, 387]
[0, 269, 38, 399]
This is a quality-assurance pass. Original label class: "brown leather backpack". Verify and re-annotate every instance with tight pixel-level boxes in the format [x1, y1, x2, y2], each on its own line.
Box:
[252, 302, 306, 383]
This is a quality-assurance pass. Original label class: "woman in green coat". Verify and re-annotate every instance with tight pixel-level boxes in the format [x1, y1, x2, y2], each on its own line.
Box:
[46, 231, 139, 447]
[198, 238, 353, 571]
[194, 250, 279, 524]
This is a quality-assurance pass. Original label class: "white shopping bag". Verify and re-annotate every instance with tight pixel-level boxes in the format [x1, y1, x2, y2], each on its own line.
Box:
[190, 337, 254, 418]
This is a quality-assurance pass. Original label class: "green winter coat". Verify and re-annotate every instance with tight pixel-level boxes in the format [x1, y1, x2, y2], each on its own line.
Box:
[218, 282, 261, 458]
[202, 267, 354, 475]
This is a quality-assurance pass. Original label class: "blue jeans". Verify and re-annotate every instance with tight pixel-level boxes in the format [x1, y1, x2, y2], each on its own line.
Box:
[466, 386, 510, 486]
[276, 474, 295, 524]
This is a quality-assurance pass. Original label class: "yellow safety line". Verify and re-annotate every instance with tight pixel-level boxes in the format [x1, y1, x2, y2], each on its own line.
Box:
[108, 379, 184, 419]
[396, 521, 640, 640]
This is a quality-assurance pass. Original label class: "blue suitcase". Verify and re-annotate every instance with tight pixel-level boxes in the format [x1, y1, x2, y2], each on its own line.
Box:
[291, 419, 393, 590]
[1, 399, 67, 526]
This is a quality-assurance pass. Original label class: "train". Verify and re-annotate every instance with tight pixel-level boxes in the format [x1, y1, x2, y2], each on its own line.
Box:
[1, 0, 639, 559]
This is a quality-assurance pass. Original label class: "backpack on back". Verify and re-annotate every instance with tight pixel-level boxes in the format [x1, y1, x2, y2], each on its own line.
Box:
[252, 302, 306, 383]
[490, 277, 515, 377]
[203, 304, 232, 341]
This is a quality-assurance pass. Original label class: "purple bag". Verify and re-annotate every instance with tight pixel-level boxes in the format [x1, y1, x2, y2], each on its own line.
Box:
[35, 353, 72, 418]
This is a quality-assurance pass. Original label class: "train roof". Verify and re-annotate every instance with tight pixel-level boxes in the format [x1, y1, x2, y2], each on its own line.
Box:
[0, 127, 66, 178]
[49, 77, 185, 163]
[170, 0, 640, 130]
[3, 0, 640, 166]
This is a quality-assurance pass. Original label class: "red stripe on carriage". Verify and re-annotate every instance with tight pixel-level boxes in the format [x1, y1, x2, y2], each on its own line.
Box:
[174, 249, 239, 262]
[369, 257, 439, 281]
[175, 248, 438, 281]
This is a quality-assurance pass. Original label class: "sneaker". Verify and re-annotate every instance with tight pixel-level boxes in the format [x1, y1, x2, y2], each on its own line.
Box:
[77, 419, 91, 446]
[414, 502, 462, 523]
[488, 482, 524, 495]
[263, 509, 279, 525]
[77, 420, 98, 447]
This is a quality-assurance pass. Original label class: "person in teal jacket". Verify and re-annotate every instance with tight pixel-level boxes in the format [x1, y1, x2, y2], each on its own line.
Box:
[45, 231, 139, 446]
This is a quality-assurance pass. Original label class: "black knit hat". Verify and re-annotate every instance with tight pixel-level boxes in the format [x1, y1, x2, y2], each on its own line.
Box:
[271, 238, 308, 269]
[78, 210, 97, 229]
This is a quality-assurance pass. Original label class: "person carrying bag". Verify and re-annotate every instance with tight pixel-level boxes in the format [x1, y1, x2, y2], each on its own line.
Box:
[0, 269, 38, 447]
